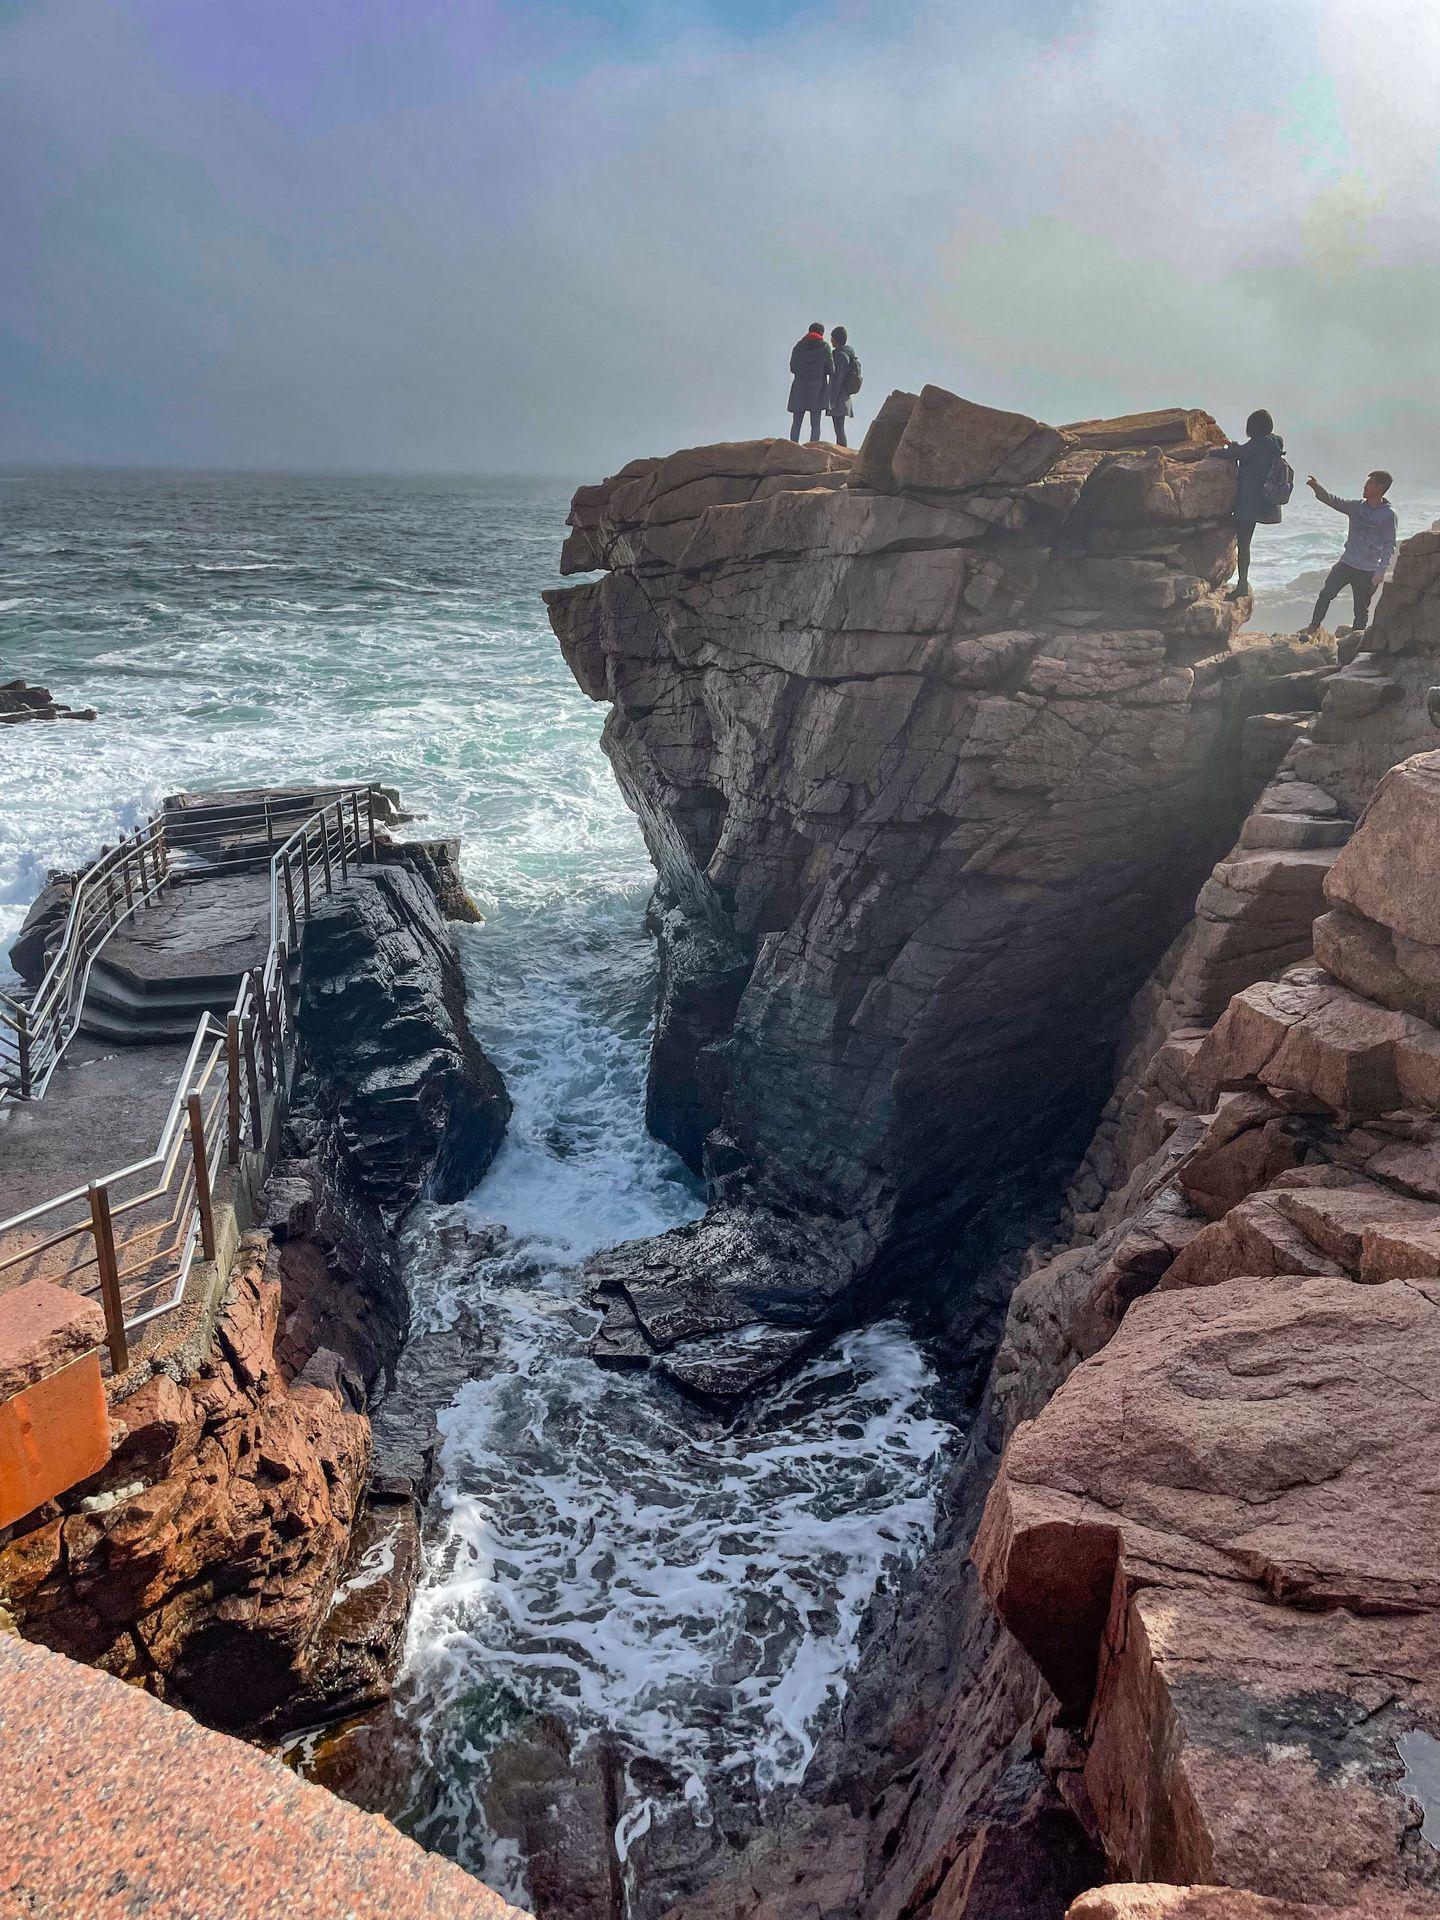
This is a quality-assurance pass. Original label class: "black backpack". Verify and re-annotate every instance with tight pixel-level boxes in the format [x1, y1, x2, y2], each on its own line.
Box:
[842, 350, 863, 397]
[1263, 448, 1294, 507]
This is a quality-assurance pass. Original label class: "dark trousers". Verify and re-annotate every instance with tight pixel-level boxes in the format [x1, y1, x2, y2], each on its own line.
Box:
[1311, 560, 1377, 631]
[830, 411, 848, 447]
[1235, 518, 1254, 586]
[790, 408, 821, 443]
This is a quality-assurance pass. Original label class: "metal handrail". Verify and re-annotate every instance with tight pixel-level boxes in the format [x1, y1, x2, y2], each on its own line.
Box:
[0, 784, 383, 1370]
[0, 818, 170, 1101]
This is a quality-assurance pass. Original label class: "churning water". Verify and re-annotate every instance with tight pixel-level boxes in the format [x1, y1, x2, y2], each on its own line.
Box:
[0, 470, 956, 1902]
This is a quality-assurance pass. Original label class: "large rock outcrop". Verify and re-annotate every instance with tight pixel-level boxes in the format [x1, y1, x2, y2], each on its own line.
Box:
[625, 516, 1440, 1920]
[548, 398, 1332, 1398]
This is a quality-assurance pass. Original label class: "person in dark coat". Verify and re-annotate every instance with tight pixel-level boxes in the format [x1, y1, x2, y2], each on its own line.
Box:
[827, 325, 860, 447]
[1217, 408, 1287, 601]
[787, 323, 833, 443]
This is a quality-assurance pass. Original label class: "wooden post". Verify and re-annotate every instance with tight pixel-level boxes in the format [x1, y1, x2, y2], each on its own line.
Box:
[187, 1093, 217, 1261]
[15, 1008, 31, 1100]
[275, 938, 290, 1027]
[283, 855, 298, 945]
[136, 832, 151, 896]
[226, 1012, 242, 1165]
[120, 835, 135, 911]
[350, 789, 362, 860]
[319, 814, 334, 894]
[104, 870, 118, 937]
[242, 1014, 263, 1148]
[88, 1181, 129, 1373]
[264, 799, 275, 856]
[250, 966, 275, 1085]
[336, 802, 350, 882]
[366, 786, 378, 857]
[300, 842, 313, 920]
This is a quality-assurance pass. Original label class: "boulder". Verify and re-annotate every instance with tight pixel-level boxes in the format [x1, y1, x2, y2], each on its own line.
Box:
[976, 1273, 1440, 1906]
[1325, 752, 1440, 947]
[1061, 408, 1228, 452]
[890, 385, 1068, 492]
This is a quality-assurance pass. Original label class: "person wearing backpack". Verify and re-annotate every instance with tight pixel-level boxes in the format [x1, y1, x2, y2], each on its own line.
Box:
[827, 326, 862, 447]
[1218, 409, 1292, 602]
[787, 323, 834, 443]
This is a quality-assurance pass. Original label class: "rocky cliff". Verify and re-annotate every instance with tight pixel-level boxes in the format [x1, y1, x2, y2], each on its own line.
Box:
[553, 404, 1440, 1916]
[548, 394, 1331, 1401]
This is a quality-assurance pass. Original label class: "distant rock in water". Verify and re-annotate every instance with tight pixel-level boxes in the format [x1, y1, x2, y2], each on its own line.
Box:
[547, 394, 1332, 1402]
[0, 678, 95, 724]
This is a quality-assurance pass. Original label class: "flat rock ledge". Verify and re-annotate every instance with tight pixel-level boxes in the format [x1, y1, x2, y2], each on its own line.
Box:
[0, 1629, 526, 1919]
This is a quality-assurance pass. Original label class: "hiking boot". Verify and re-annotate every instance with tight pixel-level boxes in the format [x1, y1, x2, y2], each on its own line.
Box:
[1225, 584, 1250, 602]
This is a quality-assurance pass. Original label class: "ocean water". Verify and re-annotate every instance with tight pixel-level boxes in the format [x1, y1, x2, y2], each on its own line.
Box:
[0, 469, 955, 1903]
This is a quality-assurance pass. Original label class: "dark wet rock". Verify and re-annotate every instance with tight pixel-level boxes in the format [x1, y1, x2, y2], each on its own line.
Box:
[297, 860, 510, 1227]
[586, 1205, 865, 1404]
[376, 834, 483, 923]
[0, 678, 96, 724]
[6, 877, 74, 989]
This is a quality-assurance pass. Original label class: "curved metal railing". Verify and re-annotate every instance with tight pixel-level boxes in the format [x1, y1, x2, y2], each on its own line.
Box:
[0, 818, 171, 1102]
[0, 785, 382, 1369]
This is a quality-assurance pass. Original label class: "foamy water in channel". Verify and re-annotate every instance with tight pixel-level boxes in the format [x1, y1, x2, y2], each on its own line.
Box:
[0, 470, 956, 1904]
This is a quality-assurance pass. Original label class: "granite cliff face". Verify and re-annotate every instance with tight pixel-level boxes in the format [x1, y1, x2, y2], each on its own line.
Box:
[547, 393, 1330, 1399]
[552, 401, 1440, 1916]
[670, 533, 1440, 1920]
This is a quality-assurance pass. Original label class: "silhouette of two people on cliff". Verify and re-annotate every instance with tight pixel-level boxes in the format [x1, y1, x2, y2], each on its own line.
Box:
[787, 324, 862, 447]
[1219, 410, 1397, 638]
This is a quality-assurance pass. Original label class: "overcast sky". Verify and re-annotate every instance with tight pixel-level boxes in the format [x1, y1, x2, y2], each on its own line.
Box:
[3, 0, 1439, 481]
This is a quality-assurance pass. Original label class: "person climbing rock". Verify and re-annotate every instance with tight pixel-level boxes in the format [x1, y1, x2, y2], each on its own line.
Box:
[787, 323, 833, 444]
[1217, 408, 1292, 602]
[827, 326, 862, 447]
[1302, 469, 1398, 637]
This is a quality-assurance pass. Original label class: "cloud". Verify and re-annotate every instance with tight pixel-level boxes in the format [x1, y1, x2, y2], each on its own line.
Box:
[2, 0, 1439, 480]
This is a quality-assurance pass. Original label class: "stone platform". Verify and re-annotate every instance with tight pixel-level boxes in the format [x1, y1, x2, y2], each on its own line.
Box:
[0, 1631, 528, 1919]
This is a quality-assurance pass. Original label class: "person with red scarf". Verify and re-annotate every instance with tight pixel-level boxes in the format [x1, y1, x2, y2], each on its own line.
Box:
[787, 323, 833, 443]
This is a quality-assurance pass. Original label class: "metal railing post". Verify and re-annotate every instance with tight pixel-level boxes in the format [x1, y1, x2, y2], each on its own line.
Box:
[336, 802, 350, 882]
[120, 835, 135, 911]
[350, 789, 362, 858]
[88, 1181, 129, 1373]
[242, 1014, 263, 1149]
[282, 855, 298, 946]
[319, 814, 334, 894]
[366, 786, 378, 857]
[250, 967, 275, 1086]
[136, 831, 151, 896]
[104, 869, 118, 937]
[275, 937, 290, 1024]
[187, 1092, 217, 1261]
[226, 1013, 242, 1165]
[15, 1008, 31, 1100]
